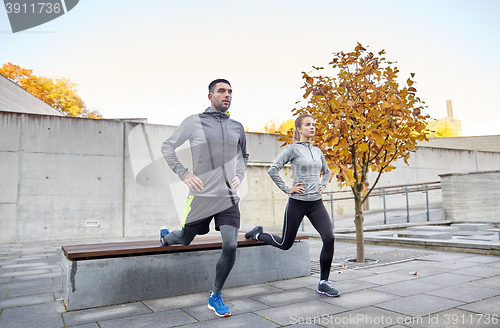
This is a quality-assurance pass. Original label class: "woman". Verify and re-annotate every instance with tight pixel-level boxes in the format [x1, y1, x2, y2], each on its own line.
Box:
[245, 114, 340, 297]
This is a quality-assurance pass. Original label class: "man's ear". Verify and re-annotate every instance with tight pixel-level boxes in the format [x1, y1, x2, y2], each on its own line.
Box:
[208, 93, 213, 101]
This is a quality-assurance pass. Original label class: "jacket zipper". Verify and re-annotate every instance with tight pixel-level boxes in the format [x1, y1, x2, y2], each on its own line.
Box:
[307, 143, 315, 162]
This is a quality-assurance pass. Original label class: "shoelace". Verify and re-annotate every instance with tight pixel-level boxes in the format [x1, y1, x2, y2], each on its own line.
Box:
[213, 293, 226, 306]
[321, 280, 334, 289]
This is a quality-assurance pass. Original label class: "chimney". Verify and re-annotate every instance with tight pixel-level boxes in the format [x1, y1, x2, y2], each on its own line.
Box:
[446, 100, 453, 118]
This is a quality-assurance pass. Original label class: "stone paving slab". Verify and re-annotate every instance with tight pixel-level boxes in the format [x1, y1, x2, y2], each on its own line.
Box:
[354, 265, 404, 275]
[382, 262, 451, 277]
[0, 292, 54, 309]
[450, 265, 500, 278]
[458, 295, 500, 316]
[0, 262, 50, 269]
[329, 269, 374, 282]
[67, 323, 99, 328]
[0, 301, 66, 328]
[13, 269, 61, 282]
[459, 255, 500, 264]
[320, 288, 401, 310]
[182, 297, 270, 321]
[179, 312, 281, 328]
[425, 284, 500, 303]
[255, 299, 347, 326]
[220, 283, 284, 299]
[375, 294, 465, 317]
[142, 292, 208, 312]
[0, 277, 12, 284]
[62, 302, 152, 327]
[423, 259, 478, 270]
[250, 288, 319, 307]
[97, 309, 197, 328]
[324, 279, 376, 294]
[372, 279, 443, 297]
[415, 272, 482, 286]
[12, 272, 59, 282]
[423, 252, 475, 261]
[466, 275, 500, 290]
[354, 270, 418, 285]
[319, 306, 411, 328]
[281, 323, 323, 327]
[265, 275, 318, 290]
[0, 278, 56, 291]
[404, 308, 487, 328]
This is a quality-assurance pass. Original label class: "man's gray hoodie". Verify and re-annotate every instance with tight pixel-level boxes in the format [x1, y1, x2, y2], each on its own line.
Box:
[161, 107, 249, 202]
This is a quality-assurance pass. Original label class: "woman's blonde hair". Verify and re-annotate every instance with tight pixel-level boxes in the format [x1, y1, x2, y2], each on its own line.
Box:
[293, 114, 313, 142]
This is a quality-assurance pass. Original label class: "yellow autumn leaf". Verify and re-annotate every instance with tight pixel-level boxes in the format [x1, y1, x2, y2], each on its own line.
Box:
[376, 135, 385, 146]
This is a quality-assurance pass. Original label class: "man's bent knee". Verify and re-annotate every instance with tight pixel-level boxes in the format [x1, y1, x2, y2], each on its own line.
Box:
[222, 240, 237, 253]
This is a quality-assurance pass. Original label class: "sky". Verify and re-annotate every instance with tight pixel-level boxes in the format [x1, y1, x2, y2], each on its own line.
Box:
[1, 0, 499, 134]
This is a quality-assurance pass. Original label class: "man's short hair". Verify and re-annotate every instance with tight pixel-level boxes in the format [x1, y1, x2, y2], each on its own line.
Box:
[209, 79, 231, 93]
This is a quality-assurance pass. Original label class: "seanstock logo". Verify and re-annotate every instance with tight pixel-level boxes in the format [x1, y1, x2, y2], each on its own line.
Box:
[3, 0, 79, 33]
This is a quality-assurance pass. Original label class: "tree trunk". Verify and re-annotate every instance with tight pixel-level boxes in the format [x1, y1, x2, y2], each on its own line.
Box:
[354, 195, 365, 263]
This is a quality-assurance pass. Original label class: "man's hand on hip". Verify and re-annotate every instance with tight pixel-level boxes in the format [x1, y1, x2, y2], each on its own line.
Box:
[231, 176, 241, 190]
[183, 173, 204, 192]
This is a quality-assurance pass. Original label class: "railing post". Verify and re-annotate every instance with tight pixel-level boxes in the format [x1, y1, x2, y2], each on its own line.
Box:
[406, 187, 410, 223]
[330, 193, 334, 229]
[426, 185, 429, 221]
[383, 189, 387, 224]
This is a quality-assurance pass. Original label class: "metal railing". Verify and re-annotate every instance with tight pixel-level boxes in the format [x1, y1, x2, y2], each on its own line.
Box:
[301, 181, 441, 231]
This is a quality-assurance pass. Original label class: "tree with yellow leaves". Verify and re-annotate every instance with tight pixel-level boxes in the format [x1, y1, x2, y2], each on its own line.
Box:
[0, 62, 101, 119]
[259, 118, 294, 135]
[280, 43, 429, 262]
[427, 121, 457, 138]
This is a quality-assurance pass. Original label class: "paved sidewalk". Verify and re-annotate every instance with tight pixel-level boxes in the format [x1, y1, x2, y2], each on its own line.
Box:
[1, 239, 499, 327]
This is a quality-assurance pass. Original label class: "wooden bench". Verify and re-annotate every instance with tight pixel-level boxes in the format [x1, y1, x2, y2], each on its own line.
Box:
[61, 234, 310, 311]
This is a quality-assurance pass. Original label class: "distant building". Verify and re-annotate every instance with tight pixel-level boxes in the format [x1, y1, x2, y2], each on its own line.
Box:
[427, 99, 462, 137]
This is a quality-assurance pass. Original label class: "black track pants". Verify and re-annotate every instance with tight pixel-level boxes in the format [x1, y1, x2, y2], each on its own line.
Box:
[258, 198, 335, 281]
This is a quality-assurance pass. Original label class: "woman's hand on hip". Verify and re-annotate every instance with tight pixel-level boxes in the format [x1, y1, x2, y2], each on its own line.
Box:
[288, 182, 305, 194]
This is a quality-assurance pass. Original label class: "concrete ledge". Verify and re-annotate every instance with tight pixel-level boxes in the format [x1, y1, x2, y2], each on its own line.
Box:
[451, 223, 494, 231]
[331, 220, 454, 235]
[61, 241, 310, 311]
[396, 231, 452, 240]
[335, 234, 500, 256]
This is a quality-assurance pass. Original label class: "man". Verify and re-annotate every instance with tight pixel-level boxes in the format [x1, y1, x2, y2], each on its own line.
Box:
[161, 79, 249, 317]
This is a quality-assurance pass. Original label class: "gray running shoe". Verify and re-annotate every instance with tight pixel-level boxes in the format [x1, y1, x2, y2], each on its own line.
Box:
[244, 226, 263, 240]
[317, 280, 340, 297]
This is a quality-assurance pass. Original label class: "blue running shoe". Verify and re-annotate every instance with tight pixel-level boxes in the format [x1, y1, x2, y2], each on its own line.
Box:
[207, 290, 231, 317]
[160, 226, 170, 246]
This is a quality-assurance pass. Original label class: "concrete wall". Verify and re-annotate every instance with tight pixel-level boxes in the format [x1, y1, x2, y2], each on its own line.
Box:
[364, 146, 500, 213]
[0, 112, 124, 243]
[0, 76, 63, 116]
[3, 111, 500, 243]
[417, 135, 500, 153]
[440, 170, 500, 221]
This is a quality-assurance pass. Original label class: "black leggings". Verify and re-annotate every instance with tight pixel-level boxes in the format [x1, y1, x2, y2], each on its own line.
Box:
[258, 198, 335, 281]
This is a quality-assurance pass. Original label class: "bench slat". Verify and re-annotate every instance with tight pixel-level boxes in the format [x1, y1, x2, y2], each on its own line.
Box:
[62, 234, 308, 260]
